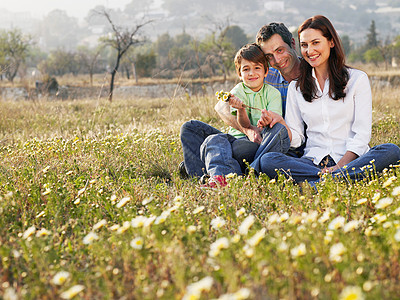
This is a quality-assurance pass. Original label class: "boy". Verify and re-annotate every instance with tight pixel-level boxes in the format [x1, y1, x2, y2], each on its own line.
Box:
[200, 43, 289, 187]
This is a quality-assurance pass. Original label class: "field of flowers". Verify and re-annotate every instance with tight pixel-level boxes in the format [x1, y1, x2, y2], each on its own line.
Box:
[0, 85, 399, 299]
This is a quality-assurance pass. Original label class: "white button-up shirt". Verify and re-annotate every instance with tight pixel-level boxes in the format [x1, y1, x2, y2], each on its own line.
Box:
[286, 68, 372, 165]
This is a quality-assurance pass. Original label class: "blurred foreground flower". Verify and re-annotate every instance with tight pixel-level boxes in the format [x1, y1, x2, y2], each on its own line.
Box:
[395, 229, 400, 242]
[343, 220, 359, 233]
[392, 186, 400, 196]
[329, 242, 346, 263]
[60, 285, 85, 299]
[211, 217, 226, 230]
[218, 287, 251, 300]
[93, 219, 107, 231]
[193, 206, 205, 214]
[375, 197, 393, 209]
[238, 215, 255, 235]
[36, 228, 51, 237]
[22, 226, 36, 239]
[290, 243, 306, 258]
[328, 216, 345, 230]
[116, 196, 130, 208]
[246, 228, 266, 247]
[182, 276, 214, 300]
[52, 271, 70, 285]
[130, 237, 144, 250]
[3, 287, 17, 300]
[339, 285, 364, 300]
[83, 232, 99, 245]
[209, 237, 229, 257]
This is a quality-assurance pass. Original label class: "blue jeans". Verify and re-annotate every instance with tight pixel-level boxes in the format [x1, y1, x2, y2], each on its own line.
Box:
[180, 120, 222, 177]
[200, 123, 290, 177]
[258, 143, 400, 184]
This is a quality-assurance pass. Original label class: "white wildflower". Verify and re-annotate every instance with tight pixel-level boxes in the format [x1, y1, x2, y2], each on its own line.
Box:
[238, 215, 255, 235]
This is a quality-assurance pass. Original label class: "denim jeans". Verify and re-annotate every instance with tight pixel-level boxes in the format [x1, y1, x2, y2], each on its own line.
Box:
[250, 123, 290, 174]
[200, 133, 242, 176]
[258, 143, 400, 184]
[180, 120, 222, 177]
[200, 123, 291, 177]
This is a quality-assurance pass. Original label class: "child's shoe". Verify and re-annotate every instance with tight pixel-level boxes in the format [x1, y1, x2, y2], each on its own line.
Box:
[200, 175, 227, 188]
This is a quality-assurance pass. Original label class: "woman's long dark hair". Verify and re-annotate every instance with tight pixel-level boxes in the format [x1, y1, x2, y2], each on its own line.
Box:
[296, 15, 349, 102]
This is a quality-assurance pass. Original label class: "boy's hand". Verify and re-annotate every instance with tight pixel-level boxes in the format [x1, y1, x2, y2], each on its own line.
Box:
[228, 95, 245, 110]
[242, 125, 262, 144]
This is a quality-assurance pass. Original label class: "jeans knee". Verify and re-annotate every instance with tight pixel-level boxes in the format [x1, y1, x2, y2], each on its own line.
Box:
[181, 120, 200, 134]
[386, 143, 400, 162]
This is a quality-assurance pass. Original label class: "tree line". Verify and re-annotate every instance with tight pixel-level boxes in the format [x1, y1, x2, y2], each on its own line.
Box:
[0, 15, 399, 98]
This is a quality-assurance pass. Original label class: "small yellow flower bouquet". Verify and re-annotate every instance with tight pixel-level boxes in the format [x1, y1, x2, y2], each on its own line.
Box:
[215, 90, 261, 111]
[215, 90, 231, 102]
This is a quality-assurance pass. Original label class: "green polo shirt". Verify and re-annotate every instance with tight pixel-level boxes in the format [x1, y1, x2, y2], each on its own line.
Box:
[228, 82, 282, 138]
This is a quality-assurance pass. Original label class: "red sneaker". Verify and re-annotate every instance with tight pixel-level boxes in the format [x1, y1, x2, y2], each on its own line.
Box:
[201, 175, 227, 188]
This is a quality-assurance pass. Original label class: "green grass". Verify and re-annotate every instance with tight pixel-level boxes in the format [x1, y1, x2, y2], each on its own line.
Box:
[0, 87, 399, 299]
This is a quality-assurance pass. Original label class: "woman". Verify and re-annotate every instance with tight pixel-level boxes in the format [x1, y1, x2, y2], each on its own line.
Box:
[257, 15, 400, 185]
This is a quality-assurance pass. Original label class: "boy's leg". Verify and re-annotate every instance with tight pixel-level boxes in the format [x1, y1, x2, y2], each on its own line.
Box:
[250, 123, 291, 174]
[200, 133, 242, 177]
[332, 143, 400, 181]
[180, 120, 222, 177]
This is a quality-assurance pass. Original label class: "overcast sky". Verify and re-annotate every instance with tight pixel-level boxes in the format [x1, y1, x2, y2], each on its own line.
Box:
[0, 0, 132, 19]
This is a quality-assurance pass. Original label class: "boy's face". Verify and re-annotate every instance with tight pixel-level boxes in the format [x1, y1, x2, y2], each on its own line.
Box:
[239, 59, 266, 92]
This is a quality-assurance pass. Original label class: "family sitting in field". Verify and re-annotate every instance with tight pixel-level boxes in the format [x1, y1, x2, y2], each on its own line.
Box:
[180, 15, 400, 189]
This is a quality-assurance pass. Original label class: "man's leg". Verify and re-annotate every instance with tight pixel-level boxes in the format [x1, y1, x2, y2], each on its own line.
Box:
[332, 143, 400, 181]
[200, 133, 242, 177]
[231, 138, 259, 173]
[180, 120, 222, 177]
[250, 123, 290, 174]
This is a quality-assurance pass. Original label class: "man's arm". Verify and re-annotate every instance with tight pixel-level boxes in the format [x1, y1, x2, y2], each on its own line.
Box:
[214, 100, 262, 144]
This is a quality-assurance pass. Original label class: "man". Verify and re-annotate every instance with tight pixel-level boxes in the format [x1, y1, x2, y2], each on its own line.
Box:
[180, 23, 301, 179]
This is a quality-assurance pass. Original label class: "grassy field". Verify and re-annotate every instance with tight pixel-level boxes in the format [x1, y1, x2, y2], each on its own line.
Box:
[0, 82, 400, 300]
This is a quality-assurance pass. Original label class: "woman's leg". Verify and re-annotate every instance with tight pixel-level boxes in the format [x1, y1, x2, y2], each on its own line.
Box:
[332, 143, 400, 181]
[200, 133, 243, 177]
[259, 152, 322, 183]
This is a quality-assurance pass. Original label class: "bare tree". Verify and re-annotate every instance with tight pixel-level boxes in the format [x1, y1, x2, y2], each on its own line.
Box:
[201, 18, 236, 82]
[76, 45, 103, 86]
[98, 10, 152, 101]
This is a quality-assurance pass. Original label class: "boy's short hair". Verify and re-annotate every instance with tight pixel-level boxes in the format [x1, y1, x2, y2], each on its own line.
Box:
[234, 43, 268, 77]
[256, 22, 293, 48]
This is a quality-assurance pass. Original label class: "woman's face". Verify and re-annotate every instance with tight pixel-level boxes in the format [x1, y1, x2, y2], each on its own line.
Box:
[299, 28, 334, 71]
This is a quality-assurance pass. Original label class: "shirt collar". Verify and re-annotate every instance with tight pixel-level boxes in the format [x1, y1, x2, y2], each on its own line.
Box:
[242, 82, 264, 95]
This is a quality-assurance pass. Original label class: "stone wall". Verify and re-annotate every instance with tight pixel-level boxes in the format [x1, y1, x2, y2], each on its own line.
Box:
[0, 75, 395, 101]
[0, 81, 236, 101]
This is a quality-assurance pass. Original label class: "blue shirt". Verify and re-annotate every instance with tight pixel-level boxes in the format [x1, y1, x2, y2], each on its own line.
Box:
[264, 67, 289, 117]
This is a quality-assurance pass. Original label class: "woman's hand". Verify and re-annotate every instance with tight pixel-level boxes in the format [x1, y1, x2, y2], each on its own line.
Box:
[321, 165, 340, 173]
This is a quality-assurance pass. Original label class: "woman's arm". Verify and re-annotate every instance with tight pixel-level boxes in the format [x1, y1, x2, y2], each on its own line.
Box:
[322, 151, 358, 173]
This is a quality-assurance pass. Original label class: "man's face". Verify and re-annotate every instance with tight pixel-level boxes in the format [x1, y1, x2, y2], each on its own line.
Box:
[259, 34, 298, 77]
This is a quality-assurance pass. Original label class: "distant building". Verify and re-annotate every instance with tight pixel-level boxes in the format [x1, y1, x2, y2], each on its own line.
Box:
[0, 8, 37, 32]
[263, 1, 285, 12]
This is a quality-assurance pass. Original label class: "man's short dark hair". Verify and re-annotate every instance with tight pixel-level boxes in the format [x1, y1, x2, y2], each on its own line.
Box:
[256, 23, 293, 47]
